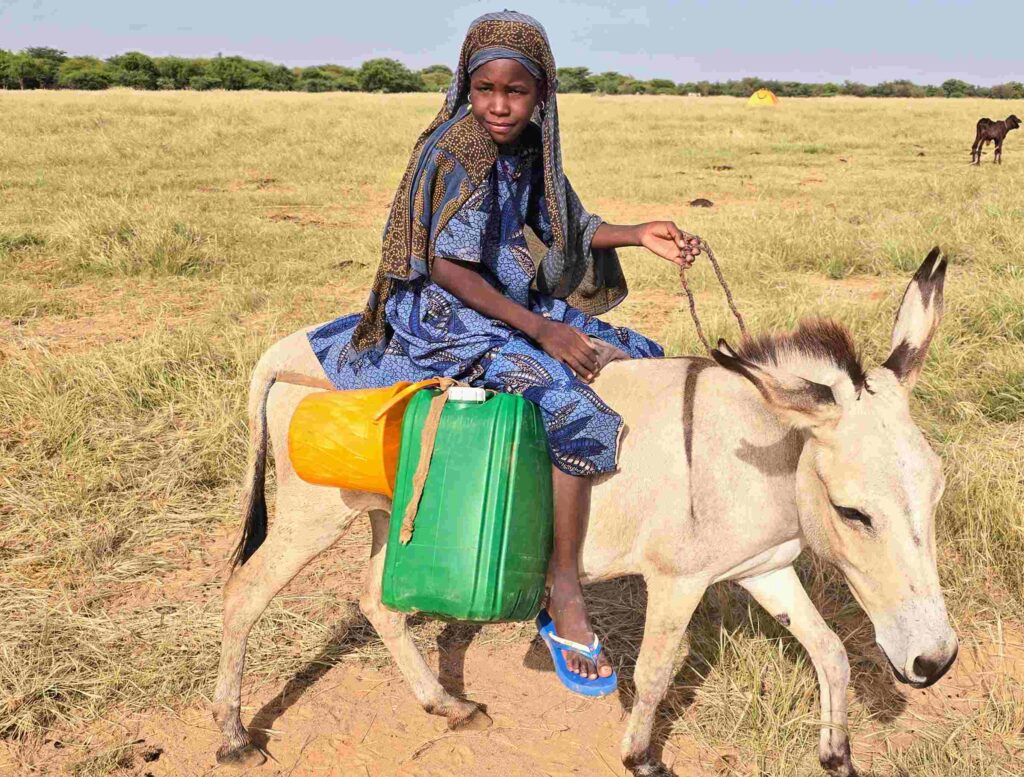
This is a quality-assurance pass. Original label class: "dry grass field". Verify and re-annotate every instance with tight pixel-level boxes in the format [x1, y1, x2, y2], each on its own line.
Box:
[1, 90, 1023, 776]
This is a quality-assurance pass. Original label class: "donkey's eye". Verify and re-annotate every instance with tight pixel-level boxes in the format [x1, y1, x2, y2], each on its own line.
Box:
[833, 503, 873, 528]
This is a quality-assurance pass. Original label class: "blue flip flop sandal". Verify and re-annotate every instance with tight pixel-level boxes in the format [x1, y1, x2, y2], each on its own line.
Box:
[536, 608, 618, 697]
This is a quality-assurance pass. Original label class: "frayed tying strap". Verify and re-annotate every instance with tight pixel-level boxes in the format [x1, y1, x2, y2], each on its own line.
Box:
[399, 377, 462, 544]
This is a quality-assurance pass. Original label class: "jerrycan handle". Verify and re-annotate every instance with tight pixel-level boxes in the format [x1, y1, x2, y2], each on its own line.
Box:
[372, 377, 458, 422]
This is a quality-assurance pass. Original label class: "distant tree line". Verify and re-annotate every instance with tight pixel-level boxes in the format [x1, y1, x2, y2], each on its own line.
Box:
[558, 68, 1024, 99]
[0, 48, 450, 92]
[1, 48, 1021, 99]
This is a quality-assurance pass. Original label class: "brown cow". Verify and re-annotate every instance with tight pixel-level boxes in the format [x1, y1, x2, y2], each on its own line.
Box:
[971, 114, 1021, 164]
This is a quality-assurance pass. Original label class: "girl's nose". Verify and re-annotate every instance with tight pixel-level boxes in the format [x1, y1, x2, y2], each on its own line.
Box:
[491, 95, 510, 115]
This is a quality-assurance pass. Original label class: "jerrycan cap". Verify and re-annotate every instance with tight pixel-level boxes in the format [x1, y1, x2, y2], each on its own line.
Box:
[447, 386, 487, 403]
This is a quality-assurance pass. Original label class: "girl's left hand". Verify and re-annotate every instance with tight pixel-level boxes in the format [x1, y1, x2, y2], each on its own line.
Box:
[636, 221, 702, 268]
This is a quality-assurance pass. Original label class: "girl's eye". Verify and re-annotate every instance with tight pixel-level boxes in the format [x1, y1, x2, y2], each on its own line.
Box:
[832, 503, 873, 528]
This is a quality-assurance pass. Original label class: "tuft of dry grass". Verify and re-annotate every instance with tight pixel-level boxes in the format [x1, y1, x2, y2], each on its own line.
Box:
[1, 90, 1023, 774]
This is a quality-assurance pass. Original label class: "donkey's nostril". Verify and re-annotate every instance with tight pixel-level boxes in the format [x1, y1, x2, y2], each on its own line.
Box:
[911, 644, 958, 687]
[912, 655, 941, 679]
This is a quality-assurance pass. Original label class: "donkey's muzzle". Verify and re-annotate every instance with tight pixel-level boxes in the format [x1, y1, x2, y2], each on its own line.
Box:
[888, 642, 958, 689]
[909, 643, 958, 688]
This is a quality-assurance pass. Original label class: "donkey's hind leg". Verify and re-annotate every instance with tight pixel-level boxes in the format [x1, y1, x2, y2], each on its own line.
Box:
[360, 509, 492, 731]
[212, 494, 363, 766]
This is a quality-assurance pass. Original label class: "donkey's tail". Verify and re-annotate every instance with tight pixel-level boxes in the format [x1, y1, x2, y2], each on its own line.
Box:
[230, 365, 336, 568]
[230, 366, 277, 568]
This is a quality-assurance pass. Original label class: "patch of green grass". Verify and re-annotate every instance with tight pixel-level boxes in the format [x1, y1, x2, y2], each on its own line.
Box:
[994, 262, 1024, 280]
[982, 372, 1024, 422]
[821, 255, 854, 279]
[0, 232, 45, 253]
[959, 293, 1024, 342]
[72, 221, 216, 277]
[882, 240, 925, 273]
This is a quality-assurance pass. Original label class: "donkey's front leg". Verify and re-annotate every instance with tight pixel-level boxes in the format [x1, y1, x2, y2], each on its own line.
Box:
[739, 566, 857, 777]
[359, 510, 492, 730]
[621, 575, 706, 777]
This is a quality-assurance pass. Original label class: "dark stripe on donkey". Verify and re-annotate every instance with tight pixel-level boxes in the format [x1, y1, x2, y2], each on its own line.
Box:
[683, 359, 713, 470]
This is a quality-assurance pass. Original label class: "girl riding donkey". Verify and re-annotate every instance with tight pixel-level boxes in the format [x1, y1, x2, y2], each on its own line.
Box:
[309, 10, 701, 692]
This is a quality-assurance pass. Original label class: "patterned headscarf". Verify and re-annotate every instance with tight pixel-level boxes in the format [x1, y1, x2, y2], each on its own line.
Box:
[349, 10, 619, 358]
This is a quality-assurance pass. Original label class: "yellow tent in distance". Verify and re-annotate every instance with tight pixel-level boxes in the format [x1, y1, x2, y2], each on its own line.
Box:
[748, 88, 780, 106]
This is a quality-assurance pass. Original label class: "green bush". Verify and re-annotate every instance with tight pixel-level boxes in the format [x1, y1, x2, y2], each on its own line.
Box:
[189, 75, 222, 91]
[107, 52, 159, 90]
[358, 58, 423, 93]
[556, 66, 594, 93]
[419, 64, 452, 92]
[56, 58, 112, 90]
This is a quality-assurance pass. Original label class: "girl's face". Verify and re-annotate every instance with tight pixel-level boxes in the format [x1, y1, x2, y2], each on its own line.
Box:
[468, 58, 541, 144]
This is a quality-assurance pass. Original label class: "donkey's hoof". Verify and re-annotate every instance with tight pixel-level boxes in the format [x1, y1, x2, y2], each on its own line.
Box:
[626, 761, 675, 777]
[447, 704, 492, 731]
[216, 743, 267, 768]
[820, 744, 857, 777]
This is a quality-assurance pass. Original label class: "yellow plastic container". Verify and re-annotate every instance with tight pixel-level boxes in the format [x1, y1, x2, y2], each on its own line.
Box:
[288, 379, 442, 496]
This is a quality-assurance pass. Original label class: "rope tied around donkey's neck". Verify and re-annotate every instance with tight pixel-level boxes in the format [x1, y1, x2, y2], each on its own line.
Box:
[678, 234, 748, 355]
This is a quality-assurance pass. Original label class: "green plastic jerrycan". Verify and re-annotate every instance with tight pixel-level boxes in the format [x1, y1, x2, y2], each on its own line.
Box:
[380, 387, 553, 622]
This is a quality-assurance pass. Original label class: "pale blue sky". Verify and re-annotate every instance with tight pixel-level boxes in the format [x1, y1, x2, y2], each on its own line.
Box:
[2, 0, 1022, 86]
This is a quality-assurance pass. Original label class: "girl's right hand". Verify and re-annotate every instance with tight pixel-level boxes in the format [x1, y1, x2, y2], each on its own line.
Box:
[535, 319, 601, 382]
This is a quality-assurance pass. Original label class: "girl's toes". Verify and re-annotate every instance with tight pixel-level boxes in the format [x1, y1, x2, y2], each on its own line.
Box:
[563, 650, 578, 674]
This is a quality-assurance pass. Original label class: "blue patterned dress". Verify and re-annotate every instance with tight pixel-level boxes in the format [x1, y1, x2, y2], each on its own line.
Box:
[309, 147, 663, 476]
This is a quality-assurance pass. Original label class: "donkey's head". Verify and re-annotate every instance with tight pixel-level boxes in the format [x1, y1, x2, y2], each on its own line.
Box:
[713, 248, 957, 688]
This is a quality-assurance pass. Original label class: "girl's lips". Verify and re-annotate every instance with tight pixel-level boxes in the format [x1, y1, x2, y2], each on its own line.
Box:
[487, 122, 515, 134]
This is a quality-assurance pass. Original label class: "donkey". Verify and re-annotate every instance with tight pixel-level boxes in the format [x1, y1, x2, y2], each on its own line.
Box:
[212, 249, 957, 777]
[971, 114, 1021, 164]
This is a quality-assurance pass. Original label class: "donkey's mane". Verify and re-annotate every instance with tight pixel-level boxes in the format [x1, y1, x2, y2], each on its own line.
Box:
[734, 318, 867, 390]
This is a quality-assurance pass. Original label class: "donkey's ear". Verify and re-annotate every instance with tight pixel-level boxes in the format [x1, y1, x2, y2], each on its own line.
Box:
[883, 247, 946, 390]
[712, 339, 841, 430]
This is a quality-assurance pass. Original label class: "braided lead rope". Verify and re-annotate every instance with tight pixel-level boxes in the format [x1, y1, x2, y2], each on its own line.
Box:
[679, 268, 710, 354]
[679, 235, 748, 355]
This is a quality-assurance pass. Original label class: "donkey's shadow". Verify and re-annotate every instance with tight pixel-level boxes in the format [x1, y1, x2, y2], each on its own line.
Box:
[246, 613, 419, 751]
[246, 614, 482, 753]
[247, 568, 906, 762]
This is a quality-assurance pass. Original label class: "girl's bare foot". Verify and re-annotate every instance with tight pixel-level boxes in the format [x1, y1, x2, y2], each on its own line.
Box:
[547, 576, 612, 680]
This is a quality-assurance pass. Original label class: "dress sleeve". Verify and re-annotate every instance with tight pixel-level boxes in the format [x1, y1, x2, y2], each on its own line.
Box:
[563, 178, 626, 312]
[527, 162, 605, 259]
[564, 177, 605, 262]
[528, 161, 627, 312]
[429, 153, 492, 267]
